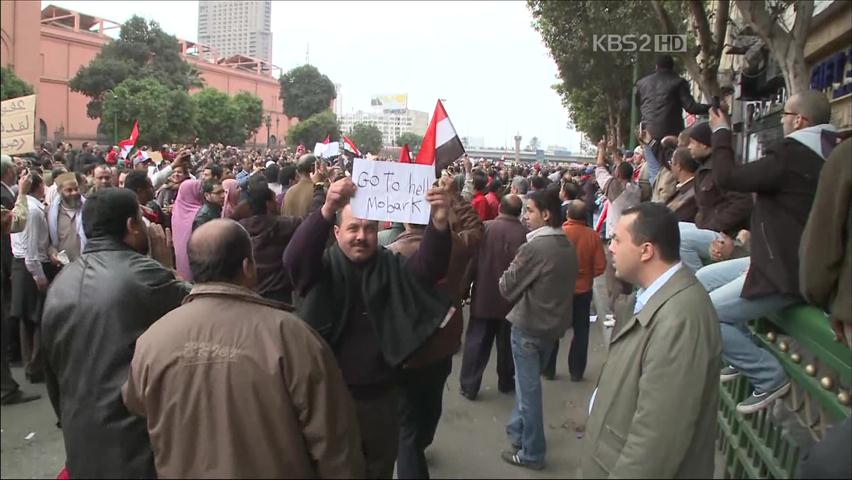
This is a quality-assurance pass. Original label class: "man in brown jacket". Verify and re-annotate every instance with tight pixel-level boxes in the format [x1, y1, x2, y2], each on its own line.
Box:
[386, 180, 482, 479]
[460, 194, 526, 399]
[122, 219, 365, 478]
[281, 154, 317, 217]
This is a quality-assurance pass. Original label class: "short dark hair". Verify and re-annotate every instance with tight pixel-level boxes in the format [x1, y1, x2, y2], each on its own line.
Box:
[279, 164, 297, 185]
[527, 187, 562, 228]
[204, 164, 223, 180]
[616, 162, 634, 181]
[264, 163, 280, 184]
[561, 180, 581, 200]
[247, 183, 273, 215]
[489, 178, 503, 194]
[472, 171, 488, 192]
[672, 148, 699, 173]
[82, 188, 140, 239]
[621, 203, 680, 262]
[201, 180, 220, 195]
[499, 194, 523, 217]
[531, 176, 547, 191]
[656, 54, 674, 70]
[29, 172, 44, 193]
[124, 170, 151, 195]
[51, 166, 67, 179]
[188, 220, 253, 283]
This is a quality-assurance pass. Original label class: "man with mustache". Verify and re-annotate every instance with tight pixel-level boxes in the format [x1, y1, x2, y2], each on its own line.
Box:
[283, 176, 453, 479]
[46, 173, 86, 266]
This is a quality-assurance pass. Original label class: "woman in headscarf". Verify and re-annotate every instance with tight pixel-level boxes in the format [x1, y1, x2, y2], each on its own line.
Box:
[170, 179, 204, 281]
[221, 178, 240, 219]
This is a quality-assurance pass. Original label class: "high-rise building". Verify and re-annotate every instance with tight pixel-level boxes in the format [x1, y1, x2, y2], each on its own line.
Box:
[197, 0, 272, 63]
[340, 109, 429, 147]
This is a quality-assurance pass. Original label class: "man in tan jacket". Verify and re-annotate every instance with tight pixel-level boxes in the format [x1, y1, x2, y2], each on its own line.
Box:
[123, 219, 365, 478]
[281, 154, 317, 217]
[583, 203, 721, 478]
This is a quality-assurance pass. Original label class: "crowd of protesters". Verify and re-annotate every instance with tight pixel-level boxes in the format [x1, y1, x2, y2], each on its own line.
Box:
[0, 54, 849, 479]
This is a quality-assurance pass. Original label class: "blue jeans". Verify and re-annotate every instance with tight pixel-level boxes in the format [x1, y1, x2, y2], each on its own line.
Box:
[679, 222, 720, 272]
[506, 326, 556, 464]
[696, 258, 796, 393]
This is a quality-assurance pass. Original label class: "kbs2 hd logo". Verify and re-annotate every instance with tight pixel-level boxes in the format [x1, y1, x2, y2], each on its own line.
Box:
[593, 34, 687, 53]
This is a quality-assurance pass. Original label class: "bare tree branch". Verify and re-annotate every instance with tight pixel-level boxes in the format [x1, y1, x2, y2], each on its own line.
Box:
[713, 0, 731, 58]
[688, 0, 714, 64]
[791, 1, 814, 51]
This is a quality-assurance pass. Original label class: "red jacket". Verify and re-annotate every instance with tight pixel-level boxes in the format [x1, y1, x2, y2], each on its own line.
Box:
[471, 192, 497, 221]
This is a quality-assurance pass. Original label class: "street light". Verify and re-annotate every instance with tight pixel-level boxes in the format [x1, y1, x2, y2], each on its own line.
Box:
[275, 116, 280, 145]
[265, 113, 272, 146]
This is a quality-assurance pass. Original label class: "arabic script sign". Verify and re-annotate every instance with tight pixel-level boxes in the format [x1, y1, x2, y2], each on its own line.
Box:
[1, 95, 36, 156]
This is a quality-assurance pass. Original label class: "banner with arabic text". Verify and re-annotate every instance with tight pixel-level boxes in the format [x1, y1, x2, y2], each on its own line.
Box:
[1, 94, 36, 156]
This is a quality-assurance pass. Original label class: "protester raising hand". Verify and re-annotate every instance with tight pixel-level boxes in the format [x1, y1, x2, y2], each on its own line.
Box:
[426, 186, 450, 231]
[320, 176, 357, 221]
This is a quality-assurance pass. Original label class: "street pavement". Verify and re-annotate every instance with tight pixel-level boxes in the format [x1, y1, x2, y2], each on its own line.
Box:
[1, 310, 719, 478]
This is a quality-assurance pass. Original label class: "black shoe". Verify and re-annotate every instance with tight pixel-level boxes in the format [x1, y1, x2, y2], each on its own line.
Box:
[498, 385, 515, 394]
[1, 390, 41, 405]
[26, 372, 45, 384]
[542, 372, 555, 381]
[501, 450, 544, 470]
[460, 389, 477, 401]
[570, 375, 583, 382]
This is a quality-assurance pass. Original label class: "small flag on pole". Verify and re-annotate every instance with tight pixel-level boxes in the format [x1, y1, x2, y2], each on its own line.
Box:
[414, 100, 465, 175]
[118, 121, 139, 160]
[342, 135, 361, 157]
[399, 144, 412, 163]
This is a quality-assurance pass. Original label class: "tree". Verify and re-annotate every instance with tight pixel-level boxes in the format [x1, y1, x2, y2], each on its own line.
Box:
[191, 89, 264, 146]
[529, 1, 659, 146]
[70, 15, 201, 119]
[396, 132, 423, 151]
[651, 0, 730, 98]
[231, 91, 264, 142]
[279, 65, 336, 120]
[527, 136, 541, 151]
[101, 77, 195, 146]
[286, 110, 340, 148]
[0, 67, 34, 101]
[734, 0, 814, 95]
[350, 122, 384, 155]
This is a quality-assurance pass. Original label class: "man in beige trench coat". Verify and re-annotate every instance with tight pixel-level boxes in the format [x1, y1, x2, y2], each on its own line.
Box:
[583, 202, 721, 478]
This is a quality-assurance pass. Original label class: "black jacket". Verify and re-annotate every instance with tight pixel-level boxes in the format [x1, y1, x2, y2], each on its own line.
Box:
[1, 184, 14, 285]
[693, 155, 753, 235]
[41, 237, 191, 478]
[238, 213, 302, 299]
[711, 127, 829, 299]
[636, 69, 710, 139]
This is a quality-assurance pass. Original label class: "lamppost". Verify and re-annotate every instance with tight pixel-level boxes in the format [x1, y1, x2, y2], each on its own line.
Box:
[275, 116, 280, 145]
[265, 113, 272, 146]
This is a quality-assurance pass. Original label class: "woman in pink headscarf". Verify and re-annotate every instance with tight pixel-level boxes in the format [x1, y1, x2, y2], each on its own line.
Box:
[221, 178, 240, 219]
[170, 179, 204, 281]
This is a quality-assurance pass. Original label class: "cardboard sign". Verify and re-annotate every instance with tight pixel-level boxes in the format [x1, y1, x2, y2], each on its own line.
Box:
[1, 94, 36, 155]
[149, 151, 164, 164]
[351, 158, 434, 225]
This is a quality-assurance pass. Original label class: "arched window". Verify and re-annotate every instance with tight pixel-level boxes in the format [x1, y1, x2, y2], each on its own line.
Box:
[39, 119, 48, 142]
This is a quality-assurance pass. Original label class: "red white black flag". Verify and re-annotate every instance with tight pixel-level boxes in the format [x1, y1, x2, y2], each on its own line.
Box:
[342, 135, 361, 157]
[399, 144, 412, 163]
[414, 100, 465, 174]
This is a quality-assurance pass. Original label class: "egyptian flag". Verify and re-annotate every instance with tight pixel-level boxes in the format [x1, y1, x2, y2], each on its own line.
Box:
[399, 144, 412, 163]
[342, 135, 361, 157]
[118, 120, 139, 159]
[414, 100, 465, 174]
[322, 135, 330, 144]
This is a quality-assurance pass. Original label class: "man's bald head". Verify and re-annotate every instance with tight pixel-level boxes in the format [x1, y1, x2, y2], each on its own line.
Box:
[789, 90, 831, 125]
[499, 194, 523, 217]
[188, 219, 254, 285]
[567, 200, 587, 221]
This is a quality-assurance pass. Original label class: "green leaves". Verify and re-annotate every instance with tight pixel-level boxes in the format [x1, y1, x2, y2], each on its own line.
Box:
[396, 132, 423, 151]
[191, 89, 264, 146]
[350, 123, 384, 156]
[0, 67, 34, 101]
[100, 78, 194, 146]
[286, 110, 340, 148]
[278, 65, 337, 120]
[69, 15, 200, 120]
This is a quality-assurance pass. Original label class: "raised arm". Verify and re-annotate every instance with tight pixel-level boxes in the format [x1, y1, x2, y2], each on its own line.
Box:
[405, 186, 453, 285]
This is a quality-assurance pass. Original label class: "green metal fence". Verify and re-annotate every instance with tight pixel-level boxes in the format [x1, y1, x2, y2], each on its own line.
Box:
[716, 305, 852, 478]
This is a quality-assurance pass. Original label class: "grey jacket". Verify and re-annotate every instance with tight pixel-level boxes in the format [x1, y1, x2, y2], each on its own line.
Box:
[582, 267, 721, 478]
[498, 227, 577, 339]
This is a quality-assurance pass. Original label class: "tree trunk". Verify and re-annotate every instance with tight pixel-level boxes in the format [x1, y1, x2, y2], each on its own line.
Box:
[734, 0, 814, 96]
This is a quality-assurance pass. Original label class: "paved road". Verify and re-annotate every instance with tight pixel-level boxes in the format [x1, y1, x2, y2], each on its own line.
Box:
[2, 312, 716, 478]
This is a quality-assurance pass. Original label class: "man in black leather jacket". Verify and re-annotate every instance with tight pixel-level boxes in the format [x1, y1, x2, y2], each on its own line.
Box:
[42, 188, 191, 478]
[636, 55, 711, 141]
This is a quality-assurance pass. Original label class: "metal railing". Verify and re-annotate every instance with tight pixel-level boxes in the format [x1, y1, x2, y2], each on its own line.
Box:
[716, 305, 851, 478]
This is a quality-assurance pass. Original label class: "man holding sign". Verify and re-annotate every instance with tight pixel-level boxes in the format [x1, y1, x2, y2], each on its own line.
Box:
[282, 175, 453, 479]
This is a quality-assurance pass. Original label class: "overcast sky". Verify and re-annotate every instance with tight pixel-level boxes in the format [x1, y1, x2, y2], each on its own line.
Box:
[45, 0, 583, 150]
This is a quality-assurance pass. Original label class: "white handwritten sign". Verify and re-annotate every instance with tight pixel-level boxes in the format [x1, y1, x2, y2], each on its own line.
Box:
[1, 94, 36, 156]
[351, 158, 435, 225]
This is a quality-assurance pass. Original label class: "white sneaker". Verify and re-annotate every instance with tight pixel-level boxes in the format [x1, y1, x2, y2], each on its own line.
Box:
[603, 314, 616, 328]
